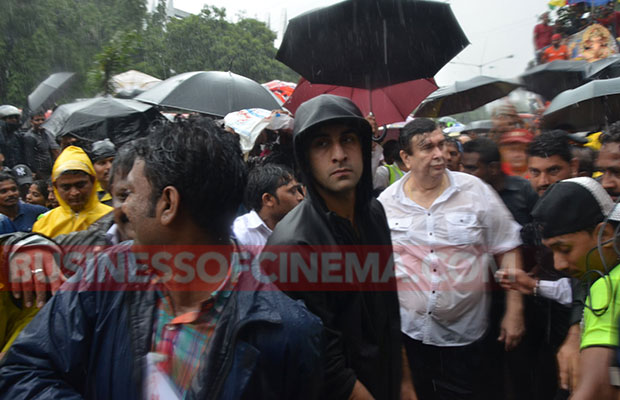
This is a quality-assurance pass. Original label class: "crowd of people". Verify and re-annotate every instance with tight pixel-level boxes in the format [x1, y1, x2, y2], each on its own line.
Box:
[0, 69, 618, 399]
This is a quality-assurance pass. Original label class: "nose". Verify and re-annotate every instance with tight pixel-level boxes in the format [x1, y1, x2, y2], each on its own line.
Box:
[296, 190, 304, 203]
[601, 172, 617, 192]
[553, 252, 569, 272]
[69, 186, 81, 197]
[331, 143, 347, 163]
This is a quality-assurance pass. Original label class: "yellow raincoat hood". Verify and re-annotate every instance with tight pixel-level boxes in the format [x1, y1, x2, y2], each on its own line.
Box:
[32, 146, 112, 238]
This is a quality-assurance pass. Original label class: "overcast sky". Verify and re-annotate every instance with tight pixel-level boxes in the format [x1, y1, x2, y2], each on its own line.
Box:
[174, 0, 550, 86]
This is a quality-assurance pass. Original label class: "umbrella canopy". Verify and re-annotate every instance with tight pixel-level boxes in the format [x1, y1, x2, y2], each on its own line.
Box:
[413, 76, 520, 118]
[111, 69, 161, 98]
[584, 54, 620, 80]
[43, 96, 162, 146]
[519, 60, 588, 100]
[262, 80, 297, 105]
[135, 71, 280, 117]
[284, 78, 438, 126]
[541, 77, 620, 131]
[462, 120, 493, 135]
[276, 0, 468, 90]
[27, 72, 75, 113]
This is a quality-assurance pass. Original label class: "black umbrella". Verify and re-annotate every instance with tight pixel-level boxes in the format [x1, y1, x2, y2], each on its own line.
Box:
[519, 60, 588, 101]
[27, 72, 75, 113]
[276, 0, 469, 90]
[584, 54, 620, 80]
[541, 77, 620, 131]
[412, 76, 520, 118]
[42, 96, 162, 146]
[134, 71, 280, 117]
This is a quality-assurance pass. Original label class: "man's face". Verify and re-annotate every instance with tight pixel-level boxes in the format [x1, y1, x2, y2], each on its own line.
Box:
[528, 155, 574, 196]
[552, 38, 560, 47]
[31, 115, 45, 130]
[122, 159, 160, 246]
[596, 142, 620, 201]
[401, 129, 445, 180]
[270, 179, 304, 222]
[54, 172, 94, 213]
[93, 156, 115, 190]
[0, 179, 19, 208]
[308, 123, 363, 197]
[444, 142, 461, 171]
[543, 231, 599, 280]
[461, 152, 490, 182]
[111, 172, 135, 241]
[500, 142, 528, 172]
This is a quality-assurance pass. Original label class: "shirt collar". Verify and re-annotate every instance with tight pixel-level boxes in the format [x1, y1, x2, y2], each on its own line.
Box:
[393, 169, 461, 204]
[246, 210, 270, 231]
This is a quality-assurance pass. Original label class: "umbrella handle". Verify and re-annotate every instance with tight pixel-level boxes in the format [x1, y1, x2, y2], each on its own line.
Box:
[372, 126, 388, 142]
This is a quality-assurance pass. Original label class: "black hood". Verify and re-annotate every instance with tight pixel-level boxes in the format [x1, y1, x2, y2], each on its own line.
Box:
[293, 94, 373, 213]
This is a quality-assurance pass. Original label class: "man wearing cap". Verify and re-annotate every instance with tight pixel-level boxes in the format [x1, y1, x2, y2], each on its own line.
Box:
[379, 118, 525, 399]
[22, 111, 60, 180]
[499, 128, 534, 177]
[543, 34, 570, 63]
[266, 94, 402, 400]
[0, 105, 26, 168]
[90, 139, 116, 206]
[522, 177, 620, 399]
[32, 145, 112, 238]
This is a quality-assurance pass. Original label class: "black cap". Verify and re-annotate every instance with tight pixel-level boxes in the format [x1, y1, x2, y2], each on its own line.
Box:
[532, 177, 620, 238]
[90, 139, 116, 163]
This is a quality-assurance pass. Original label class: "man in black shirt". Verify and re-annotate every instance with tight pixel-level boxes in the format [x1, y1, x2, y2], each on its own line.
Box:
[22, 112, 60, 179]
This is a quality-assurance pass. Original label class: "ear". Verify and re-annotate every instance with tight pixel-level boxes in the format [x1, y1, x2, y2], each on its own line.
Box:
[400, 149, 412, 170]
[262, 192, 276, 209]
[157, 186, 180, 226]
[569, 157, 579, 178]
[595, 221, 617, 247]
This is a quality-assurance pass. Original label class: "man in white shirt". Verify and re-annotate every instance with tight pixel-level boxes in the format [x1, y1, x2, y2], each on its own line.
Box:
[378, 118, 525, 400]
[233, 163, 303, 253]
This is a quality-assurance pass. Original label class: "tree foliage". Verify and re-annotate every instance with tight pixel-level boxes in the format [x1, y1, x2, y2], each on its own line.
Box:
[0, 0, 297, 108]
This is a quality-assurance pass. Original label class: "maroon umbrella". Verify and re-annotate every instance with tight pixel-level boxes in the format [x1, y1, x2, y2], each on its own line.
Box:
[284, 78, 438, 127]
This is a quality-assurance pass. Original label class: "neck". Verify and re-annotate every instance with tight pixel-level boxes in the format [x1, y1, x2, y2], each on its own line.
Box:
[490, 173, 506, 192]
[316, 186, 356, 224]
[0, 203, 19, 219]
[405, 172, 448, 208]
[412, 170, 445, 192]
[162, 225, 229, 315]
[257, 208, 277, 230]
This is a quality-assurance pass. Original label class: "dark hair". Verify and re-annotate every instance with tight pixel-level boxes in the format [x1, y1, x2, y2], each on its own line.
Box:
[463, 138, 501, 164]
[244, 164, 294, 212]
[31, 179, 49, 200]
[572, 146, 597, 177]
[109, 138, 147, 190]
[527, 130, 573, 163]
[399, 118, 437, 155]
[139, 116, 247, 240]
[382, 140, 400, 165]
[601, 121, 620, 145]
[0, 173, 16, 185]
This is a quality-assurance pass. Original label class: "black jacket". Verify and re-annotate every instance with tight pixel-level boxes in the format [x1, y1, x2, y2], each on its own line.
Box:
[266, 94, 401, 400]
[0, 245, 324, 399]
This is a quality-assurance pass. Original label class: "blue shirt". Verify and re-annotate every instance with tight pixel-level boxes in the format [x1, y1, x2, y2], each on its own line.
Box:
[8, 202, 48, 233]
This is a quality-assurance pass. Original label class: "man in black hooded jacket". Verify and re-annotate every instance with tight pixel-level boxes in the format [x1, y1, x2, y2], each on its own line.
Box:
[265, 94, 402, 400]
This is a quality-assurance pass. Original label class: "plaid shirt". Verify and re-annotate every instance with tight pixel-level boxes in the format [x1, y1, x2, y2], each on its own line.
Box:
[151, 265, 238, 397]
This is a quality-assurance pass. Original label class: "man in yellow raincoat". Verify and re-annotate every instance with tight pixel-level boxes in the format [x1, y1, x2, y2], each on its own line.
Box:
[1, 146, 112, 357]
[33, 145, 112, 238]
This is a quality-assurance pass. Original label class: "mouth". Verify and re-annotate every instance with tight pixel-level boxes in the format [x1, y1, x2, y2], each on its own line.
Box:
[330, 168, 353, 177]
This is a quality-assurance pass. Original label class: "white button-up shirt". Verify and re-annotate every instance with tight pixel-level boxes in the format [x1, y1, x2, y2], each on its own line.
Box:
[232, 210, 272, 255]
[378, 170, 522, 346]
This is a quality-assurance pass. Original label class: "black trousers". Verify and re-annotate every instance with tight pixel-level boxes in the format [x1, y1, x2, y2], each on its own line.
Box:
[403, 334, 483, 400]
